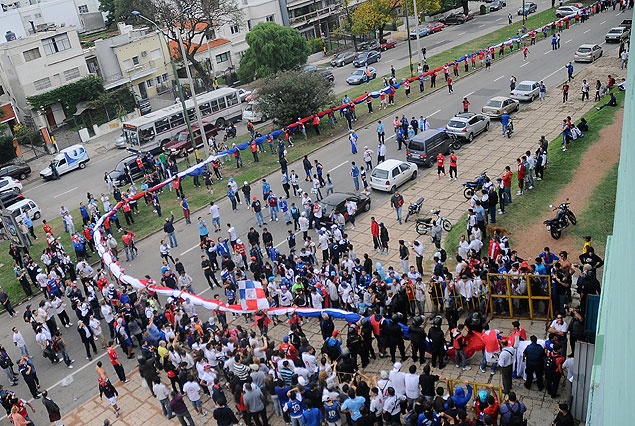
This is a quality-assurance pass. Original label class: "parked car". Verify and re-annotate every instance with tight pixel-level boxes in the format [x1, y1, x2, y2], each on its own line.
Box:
[574, 43, 603, 62]
[410, 27, 430, 39]
[107, 155, 144, 186]
[245, 88, 261, 102]
[426, 21, 445, 32]
[406, 130, 453, 167]
[330, 51, 356, 67]
[442, 11, 474, 24]
[114, 133, 127, 149]
[237, 88, 252, 102]
[369, 159, 418, 192]
[556, 5, 579, 17]
[301, 64, 318, 73]
[359, 40, 380, 51]
[346, 67, 377, 85]
[7, 198, 41, 220]
[241, 101, 267, 123]
[510, 80, 541, 101]
[620, 19, 632, 30]
[568, 2, 584, 9]
[353, 50, 381, 67]
[481, 96, 520, 117]
[316, 192, 371, 226]
[445, 113, 490, 142]
[0, 176, 22, 194]
[163, 122, 219, 154]
[138, 100, 152, 116]
[518, 2, 537, 15]
[40, 144, 90, 180]
[605, 27, 630, 43]
[0, 189, 24, 207]
[0, 163, 31, 180]
[318, 69, 335, 82]
[489, 1, 504, 11]
[380, 38, 397, 50]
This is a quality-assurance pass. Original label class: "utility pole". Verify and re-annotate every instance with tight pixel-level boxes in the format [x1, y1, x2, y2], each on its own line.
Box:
[404, 0, 414, 76]
[523, 0, 526, 24]
[412, 0, 422, 67]
[177, 30, 210, 158]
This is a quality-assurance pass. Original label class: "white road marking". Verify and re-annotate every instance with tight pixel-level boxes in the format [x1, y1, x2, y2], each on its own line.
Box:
[616, 13, 621, 16]
[584, 29, 591, 34]
[520, 61, 531, 67]
[23, 182, 48, 193]
[458, 31, 467, 36]
[180, 244, 201, 256]
[274, 230, 302, 249]
[53, 186, 78, 198]
[494, 75, 505, 81]
[542, 67, 564, 81]
[386, 134, 396, 140]
[479, 24, 486, 28]
[600, 20, 606, 25]
[428, 109, 442, 117]
[496, 17, 503, 22]
[464, 91, 475, 97]
[565, 39, 572, 44]
[328, 160, 349, 173]
[544, 50, 552, 55]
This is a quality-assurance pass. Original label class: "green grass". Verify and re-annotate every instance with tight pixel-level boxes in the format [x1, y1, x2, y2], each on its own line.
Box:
[570, 163, 618, 253]
[0, 4, 597, 310]
[444, 92, 624, 259]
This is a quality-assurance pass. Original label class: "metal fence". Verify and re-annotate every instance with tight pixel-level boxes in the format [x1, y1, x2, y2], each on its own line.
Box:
[487, 273, 553, 320]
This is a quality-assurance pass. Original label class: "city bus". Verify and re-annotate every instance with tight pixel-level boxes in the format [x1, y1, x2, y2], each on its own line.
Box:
[121, 87, 243, 154]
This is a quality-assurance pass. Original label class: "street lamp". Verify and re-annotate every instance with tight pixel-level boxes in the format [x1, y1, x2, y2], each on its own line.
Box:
[131, 10, 209, 158]
[403, 0, 414, 76]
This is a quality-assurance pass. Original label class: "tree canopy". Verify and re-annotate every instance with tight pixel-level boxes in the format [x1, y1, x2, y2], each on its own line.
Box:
[255, 70, 334, 127]
[238, 22, 310, 83]
[351, 0, 402, 42]
[99, 0, 133, 26]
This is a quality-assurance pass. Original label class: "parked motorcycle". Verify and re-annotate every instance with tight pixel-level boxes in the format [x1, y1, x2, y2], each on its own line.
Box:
[404, 196, 425, 222]
[462, 171, 490, 199]
[505, 119, 514, 138]
[543, 200, 576, 239]
[448, 133, 463, 151]
[223, 123, 237, 142]
[415, 209, 453, 235]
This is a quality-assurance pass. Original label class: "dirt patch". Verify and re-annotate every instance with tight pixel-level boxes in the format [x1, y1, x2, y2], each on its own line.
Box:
[512, 113, 623, 259]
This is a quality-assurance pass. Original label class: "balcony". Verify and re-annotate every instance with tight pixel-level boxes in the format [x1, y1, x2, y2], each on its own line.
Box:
[289, 4, 340, 27]
[104, 61, 159, 90]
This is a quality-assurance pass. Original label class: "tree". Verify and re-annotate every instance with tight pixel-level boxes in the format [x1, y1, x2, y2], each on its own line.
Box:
[99, 0, 133, 26]
[351, 0, 402, 43]
[255, 70, 334, 127]
[0, 125, 17, 164]
[237, 22, 310, 83]
[408, 0, 442, 19]
[132, 0, 243, 88]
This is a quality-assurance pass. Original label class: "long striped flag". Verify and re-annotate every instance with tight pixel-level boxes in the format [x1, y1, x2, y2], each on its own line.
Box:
[238, 280, 269, 311]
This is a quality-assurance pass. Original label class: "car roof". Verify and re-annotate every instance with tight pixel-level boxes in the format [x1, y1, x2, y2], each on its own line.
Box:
[578, 44, 597, 48]
[489, 96, 512, 101]
[453, 112, 477, 119]
[609, 27, 625, 31]
[8, 198, 36, 208]
[517, 80, 537, 85]
[411, 129, 446, 141]
[375, 159, 407, 169]
[321, 192, 359, 204]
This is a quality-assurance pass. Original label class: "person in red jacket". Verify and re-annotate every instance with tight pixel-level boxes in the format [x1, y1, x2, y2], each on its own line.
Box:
[449, 151, 458, 181]
[502, 166, 513, 206]
[437, 153, 446, 179]
[370, 217, 380, 251]
[516, 158, 526, 196]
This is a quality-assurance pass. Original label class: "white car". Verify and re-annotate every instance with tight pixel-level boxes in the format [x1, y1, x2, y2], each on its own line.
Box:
[574, 44, 603, 62]
[237, 88, 252, 102]
[510, 80, 540, 101]
[0, 176, 23, 194]
[40, 144, 90, 180]
[8, 198, 41, 220]
[370, 159, 418, 192]
[555, 5, 579, 17]
[242, 101, 267, 123]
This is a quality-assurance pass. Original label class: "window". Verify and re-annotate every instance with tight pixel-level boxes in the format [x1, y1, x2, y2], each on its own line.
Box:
[210, 99, 219, 112]
[226, 93, 238, 106]
[34, 77, 52, 91]
[132, 56, 140, 66]
[34, 13, 41, 18]
[146, 78, 154, 88]
[161, 73, 169, 82]
[155, 118, 170, 133]
[230, 24, 240, 34]
[217, 96, 226, 110]
[156, 76, 162, 85]
[266, 15, 275, 22]
[169, 112, 185, 128]
[200, 102, 211, 115]
[216, 52, 229, 64]
[42, 33, 71, 55]
[63, 67, 80, 81]
[78, 4, 88, 13]
[23, 47, 41, 62]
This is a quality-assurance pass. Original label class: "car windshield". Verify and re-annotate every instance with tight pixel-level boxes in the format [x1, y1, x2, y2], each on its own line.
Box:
[371, 169, 389, 179]
[609, 29, 622, 34]
[486, 100, 503, 107]
[351, 69, 364, 76]
[578, 47, 592, 53]
[448, 120, 467, 128]
[114, 161, 129, 172]
[355, 52, 368, 59]
[516, 84, 533, 91]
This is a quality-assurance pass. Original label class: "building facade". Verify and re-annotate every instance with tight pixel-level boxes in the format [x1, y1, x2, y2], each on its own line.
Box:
[0, 25, 89, 129]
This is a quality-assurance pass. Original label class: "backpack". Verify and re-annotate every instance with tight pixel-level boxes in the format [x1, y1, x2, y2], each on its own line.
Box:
[439, 248, 447, 263]
[0, 354, 10, 369]
[544, 351, 558, 372]
[505, 402, 526, 426]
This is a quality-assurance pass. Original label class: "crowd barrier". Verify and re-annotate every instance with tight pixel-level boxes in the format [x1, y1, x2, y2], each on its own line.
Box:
[487, 273, 553, 320]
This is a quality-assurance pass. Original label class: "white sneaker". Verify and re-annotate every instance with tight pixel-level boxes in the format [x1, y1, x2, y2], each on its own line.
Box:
[68, 365, 74, 369]
[491, 370, 496, 375]
[516, 191, 522, 196]
[529, 185, 534, 189]
[498, 209, 503, 214]
[463, 366, 472, 371]
[536, 177, 542, 181]
[480, 366, 486, 373]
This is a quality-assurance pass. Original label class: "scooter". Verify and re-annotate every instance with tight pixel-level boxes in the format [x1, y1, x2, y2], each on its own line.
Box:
[506, 119, 514, 138]
[415, 209, 453, 235]
[543, 200, 576, 239]
[404, 196, 425, 222]
[462, 171, 490, 199]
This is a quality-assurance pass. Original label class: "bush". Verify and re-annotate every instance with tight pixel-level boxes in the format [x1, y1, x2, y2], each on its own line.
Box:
[309, 38, 324, 54]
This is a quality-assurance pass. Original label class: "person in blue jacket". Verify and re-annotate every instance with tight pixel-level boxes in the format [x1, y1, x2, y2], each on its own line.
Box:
[449, 383, 473, 410]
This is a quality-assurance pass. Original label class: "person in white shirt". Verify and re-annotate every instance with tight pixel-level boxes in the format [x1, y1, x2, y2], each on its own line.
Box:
[89, 315, 107, 348]
[497, 339, 515, 394]
[310, 288, 324, 309]
[209, 202, 221, 232]
[468, 234, 483, 255]
[182, 377, 206, 416]
[414, 278, 427, 315]
[12, 327, 28, 356]
[152, 379, 173, 418]
[388, 362, 406, 398]
[302, 347, 318, 376]
[382, 387, 405, 421]
[404, 365, 421, 409]
[548, 315, 569, 348]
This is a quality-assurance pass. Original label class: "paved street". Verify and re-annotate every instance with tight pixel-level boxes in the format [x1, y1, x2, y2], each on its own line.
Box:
[0, 8, 626, 425]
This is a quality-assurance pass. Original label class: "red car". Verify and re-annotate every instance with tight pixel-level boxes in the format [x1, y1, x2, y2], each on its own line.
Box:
[380, 38, 397, 50]
[163, 122, 218, 154]
[426, 22, 445, 33]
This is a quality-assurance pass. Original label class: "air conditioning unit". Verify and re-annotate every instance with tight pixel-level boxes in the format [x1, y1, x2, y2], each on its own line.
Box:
[141, 50, 147, 57]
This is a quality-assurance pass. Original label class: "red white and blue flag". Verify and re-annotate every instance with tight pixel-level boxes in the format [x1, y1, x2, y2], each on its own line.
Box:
[238, 280, 269, 311]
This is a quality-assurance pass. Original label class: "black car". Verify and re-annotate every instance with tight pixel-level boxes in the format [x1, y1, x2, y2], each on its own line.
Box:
[489, 0, 503, 11]
[301, 64, 335, 82]
[0, 163, 31, 180]
[0, 189, 24, 207]
[108, 155, 145, 186]
[317, 69, 335, 82]
[352, 50, 381, 67]
[316, 192, 371, 226]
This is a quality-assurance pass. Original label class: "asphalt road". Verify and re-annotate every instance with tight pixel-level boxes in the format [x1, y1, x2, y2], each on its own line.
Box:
[1, 8, 625, 424]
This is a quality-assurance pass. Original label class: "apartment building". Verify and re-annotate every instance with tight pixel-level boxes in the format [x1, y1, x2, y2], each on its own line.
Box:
[0, 26, 89, 130]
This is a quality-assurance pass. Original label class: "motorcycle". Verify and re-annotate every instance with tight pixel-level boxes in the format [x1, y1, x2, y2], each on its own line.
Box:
[543, 200, 576, 239]
[223, 124, 237, 142]
[404, 196, 425, 222]
[448, 133, 463, 151]
[462, 171, 489, 199]
[505, 119, 514, 138]
[415, 209, 453, 235]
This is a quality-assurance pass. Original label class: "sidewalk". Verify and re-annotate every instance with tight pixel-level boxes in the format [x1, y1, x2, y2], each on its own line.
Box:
[345, 49, 625, 273]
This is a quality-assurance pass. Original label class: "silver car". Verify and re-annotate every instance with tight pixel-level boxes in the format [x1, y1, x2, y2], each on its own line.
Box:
[330, 51, 356, 67]
[605, 27, 630, 43]
[574, 44, 603, 62]
[445, 113, 490, 142]
[510, 80, 540, 101]
[481, 96, 520, 118]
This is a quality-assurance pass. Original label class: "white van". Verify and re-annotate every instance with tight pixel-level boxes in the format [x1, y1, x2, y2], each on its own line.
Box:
[40, 144, 90, 180]
[242, 102, 267, 123]
[8, 198, 41, 220]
